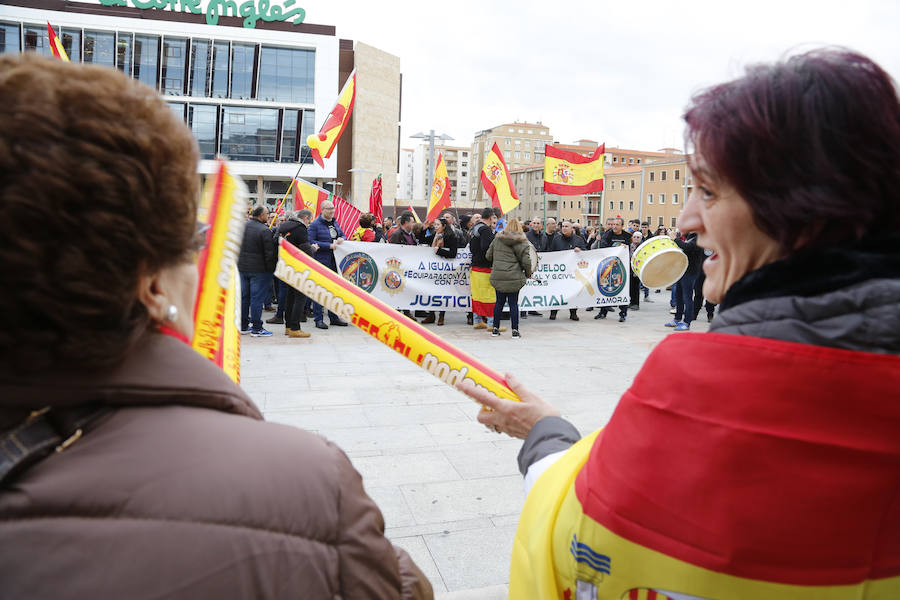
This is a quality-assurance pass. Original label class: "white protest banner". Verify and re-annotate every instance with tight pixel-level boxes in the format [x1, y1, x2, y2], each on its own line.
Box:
[335, 242, 473, 311]
[524, 245, 631, 310]
[334, 242, 630, 311]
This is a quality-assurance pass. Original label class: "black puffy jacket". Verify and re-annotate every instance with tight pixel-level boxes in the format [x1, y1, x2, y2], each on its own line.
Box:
[237, 218, 277, 273]
[675, 233, 706, 276]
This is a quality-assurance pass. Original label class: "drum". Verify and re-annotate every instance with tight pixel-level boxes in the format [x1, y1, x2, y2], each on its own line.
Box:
[631, 236, 688, 288]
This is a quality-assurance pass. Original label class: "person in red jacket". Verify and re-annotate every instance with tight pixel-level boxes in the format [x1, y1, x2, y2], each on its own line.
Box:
[458, 48, 900, 599]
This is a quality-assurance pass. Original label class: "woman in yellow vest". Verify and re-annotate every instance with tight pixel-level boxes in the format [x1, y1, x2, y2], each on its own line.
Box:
[459, 48, 900, 600]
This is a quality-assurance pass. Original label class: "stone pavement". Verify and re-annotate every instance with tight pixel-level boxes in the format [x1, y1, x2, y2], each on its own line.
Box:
[241, 291, 711, 597]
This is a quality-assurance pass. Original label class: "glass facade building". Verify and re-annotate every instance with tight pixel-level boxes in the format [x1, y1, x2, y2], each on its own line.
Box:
[1, 22, 316, 165]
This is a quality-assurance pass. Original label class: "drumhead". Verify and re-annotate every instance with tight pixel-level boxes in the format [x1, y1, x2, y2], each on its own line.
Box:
[639, 249, 688, 288]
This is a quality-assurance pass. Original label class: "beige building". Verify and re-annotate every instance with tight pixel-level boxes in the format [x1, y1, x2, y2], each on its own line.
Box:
[471, 122, 553, 207]
[336, 41, 401, 211]
[640, 156, 692, 230]
[601, 165, 642, 226]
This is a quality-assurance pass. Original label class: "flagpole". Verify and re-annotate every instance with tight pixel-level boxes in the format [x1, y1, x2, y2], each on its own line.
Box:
[268, 145, 312, 228]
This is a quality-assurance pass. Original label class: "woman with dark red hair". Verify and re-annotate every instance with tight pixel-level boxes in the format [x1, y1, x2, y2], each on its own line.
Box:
[460, 49, 900, 599]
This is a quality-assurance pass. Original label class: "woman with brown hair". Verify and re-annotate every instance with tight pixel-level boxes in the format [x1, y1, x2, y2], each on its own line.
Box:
[0, 54, 431, 599]
[485, 218, 536, 338]
[350, 211, 377, 242]
[421, 217, 458, 325]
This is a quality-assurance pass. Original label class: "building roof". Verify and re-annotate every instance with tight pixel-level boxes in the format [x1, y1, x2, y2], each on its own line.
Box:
[551, 142, 600, 155]
[496, 121, 549, 129]
[606, 147, 674, 157]
[510, 163, 545, 173]
[475, 122, 551, 136]
[605, 165, 642, 174]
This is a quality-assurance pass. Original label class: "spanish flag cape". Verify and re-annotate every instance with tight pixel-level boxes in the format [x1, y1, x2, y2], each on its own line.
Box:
[512, 333, 900, 600]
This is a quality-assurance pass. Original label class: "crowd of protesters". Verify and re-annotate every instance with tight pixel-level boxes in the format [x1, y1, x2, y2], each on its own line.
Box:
[238, 200, 718, 340]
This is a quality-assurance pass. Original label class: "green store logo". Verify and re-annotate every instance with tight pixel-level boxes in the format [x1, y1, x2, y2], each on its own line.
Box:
[98, 0, 306, 29]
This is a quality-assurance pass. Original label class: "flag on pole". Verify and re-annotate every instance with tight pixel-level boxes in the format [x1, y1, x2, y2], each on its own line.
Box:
[543, 143, 605, 195]
[306, 68, 357, 168]
[480, 142, 519, 214]
[47, 22, 69, 62]
[408, 205, 422, 224]
[333, 195, 362, 237]
[426, 153, 452, 222]
[368, 174, 384, 224]
[294, 178, 329, 216]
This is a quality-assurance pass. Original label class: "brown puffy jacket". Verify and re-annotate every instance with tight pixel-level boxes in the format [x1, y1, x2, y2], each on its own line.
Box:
[0, 333, 433, 600]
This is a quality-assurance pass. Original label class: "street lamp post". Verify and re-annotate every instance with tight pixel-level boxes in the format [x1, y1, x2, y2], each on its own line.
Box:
[410, 130, 453, 207]
[347, 168, 374, 209]
[324, 180, 343, 203]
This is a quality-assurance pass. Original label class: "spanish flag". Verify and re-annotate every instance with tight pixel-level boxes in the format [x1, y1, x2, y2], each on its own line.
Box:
[306, 68, 356, 168]
[426, 152, 452, 222]
[511, 333, 900, 599]
[47, 22, 69, 62]
[480, 142, 519, 214]
[543, 143, 604, 195]
[192, 161, 247, 384]
[294, 178, 329, 216]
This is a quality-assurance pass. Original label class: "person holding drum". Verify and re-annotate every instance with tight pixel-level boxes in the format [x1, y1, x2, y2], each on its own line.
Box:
[458, 48, 900, 599]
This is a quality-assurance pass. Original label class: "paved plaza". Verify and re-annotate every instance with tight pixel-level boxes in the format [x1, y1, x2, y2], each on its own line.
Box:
[241, 293, 711, 598]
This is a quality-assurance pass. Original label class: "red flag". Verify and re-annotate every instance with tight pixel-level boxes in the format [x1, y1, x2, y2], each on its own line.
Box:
[333, 196, 362, 238]
[47, 22, 69, 62]
[368, 175, 384, 223]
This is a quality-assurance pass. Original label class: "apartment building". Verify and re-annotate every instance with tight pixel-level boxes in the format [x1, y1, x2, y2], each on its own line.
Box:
[471, 121, 553, 207]
[411, 143, 472, 207]
[641, 156, 692, 230]
[397, 148, 414, 201]
[601, 165, 642, 226]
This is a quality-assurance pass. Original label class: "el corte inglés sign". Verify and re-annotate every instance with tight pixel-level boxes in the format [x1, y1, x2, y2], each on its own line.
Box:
[98, 0, 306, 29]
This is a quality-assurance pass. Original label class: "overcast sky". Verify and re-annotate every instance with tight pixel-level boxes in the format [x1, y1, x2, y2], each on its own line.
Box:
[79, 0, 900, 152]
[307, 0, 900, 152]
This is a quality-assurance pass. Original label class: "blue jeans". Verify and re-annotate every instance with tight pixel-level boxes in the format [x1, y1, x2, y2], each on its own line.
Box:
[313, 259, 342, 324]
[275, 279, 288, 318]
[674, 273, 699, 325]
[493, 291, 520, 330]
[240, 272, 274, 331]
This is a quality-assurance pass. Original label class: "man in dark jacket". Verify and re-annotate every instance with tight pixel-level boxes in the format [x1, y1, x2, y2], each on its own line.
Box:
[548, 220, 586, 321]
[277, 209, 318, 338]
[389, 213, 418, 245]
[594, 218, 635, 322]
[542, 217, 559, 251]
[388, 214, 418, 322]
[238, 205, 277, 337]
[598, 217, 633, 249]
[526, 216, 545, 251]
[469, 207, 498, 329]
[666, 232, 706, 331]
[307, 200, 348, 329]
